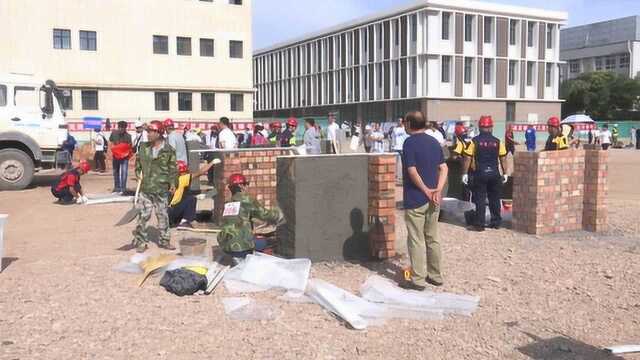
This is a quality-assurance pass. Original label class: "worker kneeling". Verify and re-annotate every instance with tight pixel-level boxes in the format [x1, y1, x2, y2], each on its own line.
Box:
[51, 160, 91, 205]
[169, 160, 218, 229]
[218, 173, 282, 259]
[462, 116, 509, 231]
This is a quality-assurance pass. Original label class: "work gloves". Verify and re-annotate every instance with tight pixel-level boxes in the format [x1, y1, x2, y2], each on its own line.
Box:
[76, 195, 89, 204]
[462, 174, 469, 185]
[502, 175, 509, 184]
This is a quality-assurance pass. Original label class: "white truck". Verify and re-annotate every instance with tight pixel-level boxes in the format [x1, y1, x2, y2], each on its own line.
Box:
[0, 74, 69, 190]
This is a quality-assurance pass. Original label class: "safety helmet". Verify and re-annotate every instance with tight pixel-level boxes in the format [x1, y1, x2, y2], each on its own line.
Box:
[134, 120, 145, 128]
[547, 116, 561, 128]
[177, 160, 189, 174]
[454, 124, 467, 136]
[255, 123, 264, 130]
[228, 173, 248, 186]
[147, 120, 165, 134]
[478, 116, 493, 128]
[286, 117, 298, 127]
[271, 122, 282, 129]
[78, 160, 91, 174]
[163, 118, 175, 129]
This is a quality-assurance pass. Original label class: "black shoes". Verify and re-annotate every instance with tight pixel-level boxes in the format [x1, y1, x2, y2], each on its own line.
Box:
[400, 281, 427, 291]
[426, 277, 444, 287]
[468, 225, 485, 232]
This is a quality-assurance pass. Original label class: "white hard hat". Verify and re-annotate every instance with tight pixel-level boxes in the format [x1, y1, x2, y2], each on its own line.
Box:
[134, 120, 145, 128]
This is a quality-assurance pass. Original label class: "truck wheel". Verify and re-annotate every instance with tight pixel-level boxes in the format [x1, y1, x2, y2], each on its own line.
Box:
[0, 149, 35, 191]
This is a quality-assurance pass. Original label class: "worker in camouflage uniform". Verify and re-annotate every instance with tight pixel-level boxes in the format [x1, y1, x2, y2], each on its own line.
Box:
[132, 120, 178, 253]
[218, 173, 281, 259]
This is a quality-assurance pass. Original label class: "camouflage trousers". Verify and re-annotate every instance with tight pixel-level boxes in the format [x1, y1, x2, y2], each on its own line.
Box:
[132, 192, 171, 248]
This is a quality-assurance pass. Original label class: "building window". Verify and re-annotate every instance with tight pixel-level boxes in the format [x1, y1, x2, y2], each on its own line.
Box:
[201, 93, 215, 111]
[546, 24, 553, 49]
[177, 37, 192, 56]
[545, 63, 552, 87]
[153, 35, 168, 54]
[595, 57, 603, 70]
[527, 62, 535, 86]
[464, 15, 473, 42]
[527, 22, 535, 47]
[508, 60, 517, 86]
[230, 93, 244, 111]
[509, 19, 517, 46]
[569, 60, 580, 73]
[410, 14, 417, 42]
[53, 29, 71, 49]
[178, 92, 192, 111]
[155, 92, 169, 111]
[199, 38, 215, 57]
[464, 57, 473, 84]
[230, 40, 243, 58]
[605, 56, 616, 70]
[81, 90, 98, 110]
[59, 89, 73, 110]
[0, 85, 6, 107]
[483, 59, 492, 85]
[442, 12, 451, 40]
[620, 54, 630, 68]
[229, 0, 242, 4]
[484, 17, 493, 43]
[441, 56, 451, 83]
[79, 31, 96, 51]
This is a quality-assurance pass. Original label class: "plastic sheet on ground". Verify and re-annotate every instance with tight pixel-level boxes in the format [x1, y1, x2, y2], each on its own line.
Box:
[278, 290, 314, 304]
[112, 253, 151, 274]
[223, 253, 311, 293]
[221, 297, 280, 321]
[360, 275, 480, 316]
[85, 194, 134, 205]
[165, 256, 212, 272]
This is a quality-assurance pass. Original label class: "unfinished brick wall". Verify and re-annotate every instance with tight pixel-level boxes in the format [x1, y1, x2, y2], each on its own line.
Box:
[213, 149, 292, 223]
[368, 155, 397, 259]
[583, 150, 608, 232]
[513, 149, 609, 235]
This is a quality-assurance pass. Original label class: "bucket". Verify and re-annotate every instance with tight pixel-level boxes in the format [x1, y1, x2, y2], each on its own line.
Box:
[179, 238, 207, 257]
[0, 214, 7, 273]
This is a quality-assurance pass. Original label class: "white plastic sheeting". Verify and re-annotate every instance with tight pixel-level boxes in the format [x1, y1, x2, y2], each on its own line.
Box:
[85, 194, 134, 205]
[222, 297, 280, 321]
[0, 214, 7, 273]
[360, 275, 480, 316]
[223, 253, 311, 293]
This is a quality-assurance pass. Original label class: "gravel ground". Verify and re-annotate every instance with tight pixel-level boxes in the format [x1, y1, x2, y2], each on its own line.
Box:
[1, 150, 639, 360]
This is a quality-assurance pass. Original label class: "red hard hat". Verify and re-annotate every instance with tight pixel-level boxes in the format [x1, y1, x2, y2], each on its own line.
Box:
[148, 120, 165, 134]
[163, 118, 175, 129]
[210, 124, 220, 131]
[454, 124, 467, 136]
[228, 173, 248, 186]
[548, 116, 561, 127]
[177, 160, 189, 174]
[78, 160, 91, 173]
[183, 124, 191, 131]
[478, 116, 493, 128]
[270, 122, 282, 129]
[286, 117, 298, 127]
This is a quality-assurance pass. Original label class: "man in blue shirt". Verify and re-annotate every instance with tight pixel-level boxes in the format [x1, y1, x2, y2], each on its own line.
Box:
[525, 125, 536, 151]
[402, 111, 449, 290]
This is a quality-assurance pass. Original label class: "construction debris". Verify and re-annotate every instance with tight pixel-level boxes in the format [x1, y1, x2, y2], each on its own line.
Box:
[223, 253, 311, 293]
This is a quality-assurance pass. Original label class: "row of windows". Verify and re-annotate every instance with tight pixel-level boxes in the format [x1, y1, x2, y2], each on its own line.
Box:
[569, 54, 630, 74]
[57, 90, 244, 112]
[153, 36, 244, 58]
[53, 29, 96, 50]
[441, 56, 554, 87]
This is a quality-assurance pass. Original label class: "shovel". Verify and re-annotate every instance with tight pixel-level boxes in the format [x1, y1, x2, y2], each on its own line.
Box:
[115, 176, 142, 226]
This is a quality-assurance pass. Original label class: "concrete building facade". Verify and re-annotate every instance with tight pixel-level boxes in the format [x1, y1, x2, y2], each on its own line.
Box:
[560, 16, 640, 82]
[0, 0, 253, 130]
[253, 0, 567, 126]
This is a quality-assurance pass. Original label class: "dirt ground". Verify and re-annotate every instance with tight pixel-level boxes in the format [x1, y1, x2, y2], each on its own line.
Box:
[1, 150, 639, 360]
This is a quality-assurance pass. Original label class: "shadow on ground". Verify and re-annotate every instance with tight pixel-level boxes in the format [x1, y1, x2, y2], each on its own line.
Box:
[1, 257, 18, 272]
[517, 332, 622, 360]
[116, 227, 161, 251]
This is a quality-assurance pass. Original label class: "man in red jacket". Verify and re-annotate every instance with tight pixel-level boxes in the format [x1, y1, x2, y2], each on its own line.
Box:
[109, 121, 133, 195]
[51, 160, 91, 205]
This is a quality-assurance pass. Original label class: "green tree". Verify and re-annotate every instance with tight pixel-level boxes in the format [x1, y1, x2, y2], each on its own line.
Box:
[560, 72, 640, 120]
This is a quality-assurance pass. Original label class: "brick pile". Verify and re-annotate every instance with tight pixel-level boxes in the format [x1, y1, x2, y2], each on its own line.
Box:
[213, 149, 291, 223]
[583, 150, 608, 232]
[367, 155, 397, 259]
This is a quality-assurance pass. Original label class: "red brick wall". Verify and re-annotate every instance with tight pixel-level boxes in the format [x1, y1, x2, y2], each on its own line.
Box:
[368, 155, 397, 259]
[583, 150, 608, 232]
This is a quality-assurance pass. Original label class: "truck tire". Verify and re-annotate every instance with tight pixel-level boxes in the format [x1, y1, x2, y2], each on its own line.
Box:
[0, 149, 35, 191]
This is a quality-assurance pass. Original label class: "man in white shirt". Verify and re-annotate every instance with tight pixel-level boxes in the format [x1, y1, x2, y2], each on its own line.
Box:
[369, 123, 385, 153]
[164, 119, 188, 162]
[218, 117, 238, 150]
[326, 115, 340, 153]
[391, 117, 409, 182]
[93, 128, 107, 172]
[425, 122, 445, 147]
[599, 125, 612, 150]
[133, 121, 148, 154]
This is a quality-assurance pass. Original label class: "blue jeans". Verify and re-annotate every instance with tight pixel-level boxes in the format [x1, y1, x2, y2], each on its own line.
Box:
[112, 158, 129, 192]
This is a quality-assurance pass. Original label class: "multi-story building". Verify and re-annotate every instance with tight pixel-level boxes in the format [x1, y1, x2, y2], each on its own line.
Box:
[253, 0, 567, 126]
[0, 0, 253, 131]
[560, 16, 640, 82]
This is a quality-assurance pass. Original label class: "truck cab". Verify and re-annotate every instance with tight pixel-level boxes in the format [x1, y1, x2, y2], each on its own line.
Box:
[0, 74, 68, 190]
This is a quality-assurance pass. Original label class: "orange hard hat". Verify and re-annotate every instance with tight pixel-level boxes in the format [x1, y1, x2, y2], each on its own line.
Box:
[78, 160, 91, 173]
[177, 160, 189, 174]
[547, 116, 561, 127]
[228, 173, 248, 186]
[478, 115, 493, 128]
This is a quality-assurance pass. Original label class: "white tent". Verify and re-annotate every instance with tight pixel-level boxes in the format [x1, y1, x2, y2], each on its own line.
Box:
[562, 114, 595, 124]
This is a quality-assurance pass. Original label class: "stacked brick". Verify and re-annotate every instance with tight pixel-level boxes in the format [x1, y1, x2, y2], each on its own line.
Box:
[368, 155, 397, 259]
[583, 150, 608, 232]
[213, 149, 290, 223]
[513, 149, 586, 235]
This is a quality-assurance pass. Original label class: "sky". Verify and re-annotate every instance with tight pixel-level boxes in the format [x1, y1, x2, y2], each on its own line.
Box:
[253, 0, 640, 51]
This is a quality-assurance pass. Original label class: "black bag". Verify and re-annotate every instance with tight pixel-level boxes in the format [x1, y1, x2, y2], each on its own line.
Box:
[159, 269, 207, 297]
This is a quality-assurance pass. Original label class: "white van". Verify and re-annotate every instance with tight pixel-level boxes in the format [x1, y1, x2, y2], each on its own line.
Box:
[0, 74, 68, 190]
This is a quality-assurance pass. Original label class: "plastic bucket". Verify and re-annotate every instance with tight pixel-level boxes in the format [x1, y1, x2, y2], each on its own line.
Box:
[0, 214, 6, 273]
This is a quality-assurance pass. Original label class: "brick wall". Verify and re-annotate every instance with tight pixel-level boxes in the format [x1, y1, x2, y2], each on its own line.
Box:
[513, 149, 609, 235]
[213, 149, 291, 223]
[368, 155, 397, 259]
[583, 150, 608, 232]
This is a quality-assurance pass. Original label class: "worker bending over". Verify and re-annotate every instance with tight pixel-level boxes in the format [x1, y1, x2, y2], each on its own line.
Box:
[462, 116, 508, 231]
[218, 173, 282, 259]
[51, 160, 91, 205]
[169, 160, 218, 229]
